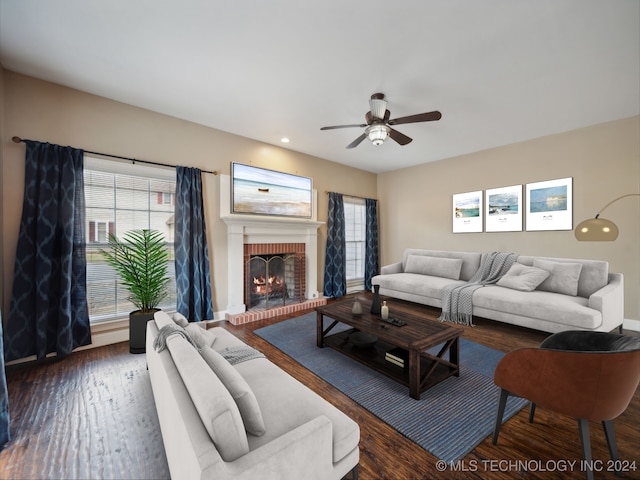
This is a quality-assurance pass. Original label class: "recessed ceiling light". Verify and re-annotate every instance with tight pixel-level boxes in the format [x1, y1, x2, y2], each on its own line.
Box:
[281, 137, 290, 143]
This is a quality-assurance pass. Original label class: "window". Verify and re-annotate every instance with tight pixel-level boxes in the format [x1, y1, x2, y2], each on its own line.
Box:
[159, 192, 174, 205]
[88, 221, 114, 243]
[344, 197, 366, 292]
[84, 157, 177, 323]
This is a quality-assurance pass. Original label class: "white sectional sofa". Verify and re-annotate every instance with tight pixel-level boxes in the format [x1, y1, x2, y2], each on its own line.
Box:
[372, 249, 624, 334]
[146, 311, 360, 480]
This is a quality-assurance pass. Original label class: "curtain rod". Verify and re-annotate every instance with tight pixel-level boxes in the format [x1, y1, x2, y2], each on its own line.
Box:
[12, 136, 218, 175]
[325, 190, 376, 201]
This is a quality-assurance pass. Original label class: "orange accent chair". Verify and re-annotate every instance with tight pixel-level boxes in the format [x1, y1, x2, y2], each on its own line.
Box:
[492, 331, 640, 480]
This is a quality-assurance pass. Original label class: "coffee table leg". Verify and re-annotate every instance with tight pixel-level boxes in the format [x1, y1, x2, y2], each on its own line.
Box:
[451, 337, 460, 377]
[409, 349, 420, 400]
[316, 311, 324, 348]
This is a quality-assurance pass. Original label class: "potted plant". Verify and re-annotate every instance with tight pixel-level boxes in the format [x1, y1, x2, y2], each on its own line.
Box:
[101, 229, 171, 353]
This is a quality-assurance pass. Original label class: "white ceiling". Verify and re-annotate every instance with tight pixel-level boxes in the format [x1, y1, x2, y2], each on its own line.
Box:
[1, 0, 638, 173]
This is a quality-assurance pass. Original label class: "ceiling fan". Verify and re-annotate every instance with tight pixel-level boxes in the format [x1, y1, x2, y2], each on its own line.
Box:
[320, 93, 442, 149]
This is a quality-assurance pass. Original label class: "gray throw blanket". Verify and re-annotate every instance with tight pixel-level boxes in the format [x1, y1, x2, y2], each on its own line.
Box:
[153, 324, 199, 352]
[220, 346, 266, 365]
[439, 251, 518, 327]
[153, 325, 264, 365]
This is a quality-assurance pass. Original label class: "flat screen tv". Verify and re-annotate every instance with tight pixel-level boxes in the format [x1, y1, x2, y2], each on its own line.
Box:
[231, 163, 312, 218]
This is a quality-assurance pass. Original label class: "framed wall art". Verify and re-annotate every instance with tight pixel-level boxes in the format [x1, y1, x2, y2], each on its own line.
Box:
[525, 177, 573, 231]
[231, 162, 313, 218]
[452, 190, 483, 233]
[485, 184, 523, 232]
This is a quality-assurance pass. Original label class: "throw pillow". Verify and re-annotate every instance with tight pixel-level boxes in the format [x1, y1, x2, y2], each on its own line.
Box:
[496, 263, 550, 292]
[533, 259, 583, 296]
[404, 255, 464, 280]
[185, 323, 217, 349]
[167, 335, 249, 461]
[172, 312, 189, 327]
[200, 345, 266, 437]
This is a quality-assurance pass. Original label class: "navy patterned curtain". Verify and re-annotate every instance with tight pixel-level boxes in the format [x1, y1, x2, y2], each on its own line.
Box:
[175, 166, 213, 322]
[6, 141, 91, 361]
[323, 192, 346, 298]
[364, 198, 379, 290]
[0, 310, 9, 449]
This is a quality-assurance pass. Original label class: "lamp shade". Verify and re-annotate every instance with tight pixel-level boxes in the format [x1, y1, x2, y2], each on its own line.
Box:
[369, 98, 387, 120]
[573, 193, 638, 241]
[574, 217, 619, 241]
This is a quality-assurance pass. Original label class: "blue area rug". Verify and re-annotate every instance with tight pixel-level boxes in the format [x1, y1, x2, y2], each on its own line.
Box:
[254, 312, 528, 464]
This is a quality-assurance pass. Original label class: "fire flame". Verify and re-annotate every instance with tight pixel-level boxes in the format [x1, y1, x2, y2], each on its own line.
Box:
[253, 274, 283, 294]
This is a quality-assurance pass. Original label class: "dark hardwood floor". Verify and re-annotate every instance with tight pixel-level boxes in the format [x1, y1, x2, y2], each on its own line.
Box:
[1, 295, 638, 479]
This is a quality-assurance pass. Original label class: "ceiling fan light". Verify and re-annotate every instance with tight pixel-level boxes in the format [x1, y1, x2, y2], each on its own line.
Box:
[367, 124, 389, 146]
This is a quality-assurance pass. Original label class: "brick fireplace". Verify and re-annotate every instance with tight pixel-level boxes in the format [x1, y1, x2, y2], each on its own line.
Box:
[221, 214, 326, 325]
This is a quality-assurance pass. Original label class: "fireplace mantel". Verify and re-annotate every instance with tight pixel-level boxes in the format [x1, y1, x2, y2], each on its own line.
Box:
[222, 215, 323, 315]
[222, 214, 323, 233]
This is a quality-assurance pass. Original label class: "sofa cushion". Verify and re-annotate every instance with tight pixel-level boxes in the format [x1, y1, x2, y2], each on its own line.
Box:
[154, 310, 177, 330]
[184, 323, 217, 349]
[375, 273, 465, 303]
[200, 345, 266, 437]
[405, 255, 463, 280]
[472, 286, 600, 329]
[207, 327, 250, 351]
[517, 256, 608, 298]
[172, 312, 189, 327]
[401, 249, 481, 281]
[235, 358, 360, 464]
[533, 259, 583, 296]
[496, 263, 550, 292]
[166, 334, 249, 462]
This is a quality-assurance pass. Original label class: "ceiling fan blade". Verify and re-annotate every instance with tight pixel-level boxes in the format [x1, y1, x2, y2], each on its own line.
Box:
[388, 110, 442, 125]
[321, 124, 367, 130]
[388, 128, 413, 146]
[346, 133, 367, 149]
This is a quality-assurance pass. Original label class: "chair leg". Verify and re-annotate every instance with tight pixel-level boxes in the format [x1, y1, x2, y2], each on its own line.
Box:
[578, 418, 594, 480]
[602, 421, 621, 476]
[492, 388, 510, 444]
[351, 464, 359, 480]
[529, 402, 536, 423]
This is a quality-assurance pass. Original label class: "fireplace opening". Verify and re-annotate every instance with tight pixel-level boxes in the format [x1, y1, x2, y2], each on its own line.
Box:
[246, 253, 304, 310]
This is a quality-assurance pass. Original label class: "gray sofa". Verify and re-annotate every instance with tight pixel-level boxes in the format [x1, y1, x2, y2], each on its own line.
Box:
[146, 311, 360, 480]
[372, 249, 624, 333]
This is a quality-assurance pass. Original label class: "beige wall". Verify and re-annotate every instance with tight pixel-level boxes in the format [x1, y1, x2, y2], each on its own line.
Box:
[377, 116, 640, 322]
[2, 68, 638, 339]
[0, 70, 377, 321]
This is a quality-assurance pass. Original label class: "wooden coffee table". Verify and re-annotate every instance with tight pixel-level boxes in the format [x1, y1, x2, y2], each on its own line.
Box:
[316, 298, 462, 400]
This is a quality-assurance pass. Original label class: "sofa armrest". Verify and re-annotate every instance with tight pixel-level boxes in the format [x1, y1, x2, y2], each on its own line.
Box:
[381, 261, 403, 275]
[213, 416, 338, 480]
[588, 273, 624, 331]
